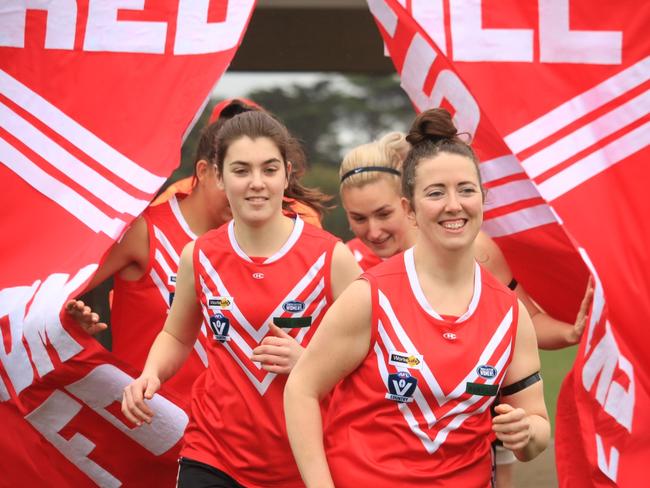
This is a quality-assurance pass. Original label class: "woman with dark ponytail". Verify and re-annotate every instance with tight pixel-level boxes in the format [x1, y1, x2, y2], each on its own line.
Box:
[285, 108, 551, 487]
[122, 110, 361, 487]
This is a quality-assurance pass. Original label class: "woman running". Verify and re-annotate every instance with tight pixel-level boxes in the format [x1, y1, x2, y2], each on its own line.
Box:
[285, 108, 550, 487]
[122, 110, 360, 487]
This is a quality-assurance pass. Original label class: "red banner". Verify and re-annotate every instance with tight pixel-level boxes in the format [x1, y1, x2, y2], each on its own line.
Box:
[0, 1, 255, 485]
[368, 0, 648, 485]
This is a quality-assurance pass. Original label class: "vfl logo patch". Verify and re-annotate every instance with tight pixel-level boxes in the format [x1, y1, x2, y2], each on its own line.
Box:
[476, 365, 498, 379]
[208, 296, 233, 310]
[209, 313, 231, 343]
[388, 351, 423, 370]
[168, 292, 175, 307]
[282, 300, 305, 313]
[385, 372, 417, 403]
[168, 274, 177, 286]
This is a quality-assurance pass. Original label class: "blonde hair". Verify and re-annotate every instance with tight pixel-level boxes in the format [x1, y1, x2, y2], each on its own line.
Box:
[339, 132, 410, 191]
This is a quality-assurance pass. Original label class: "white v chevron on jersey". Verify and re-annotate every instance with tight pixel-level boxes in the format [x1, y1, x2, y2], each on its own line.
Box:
[198, 249, 327, 343]
[197, 250, 329, 395]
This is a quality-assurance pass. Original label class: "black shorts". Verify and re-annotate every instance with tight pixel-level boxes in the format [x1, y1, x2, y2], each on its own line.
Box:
[177, 457, 245, 488]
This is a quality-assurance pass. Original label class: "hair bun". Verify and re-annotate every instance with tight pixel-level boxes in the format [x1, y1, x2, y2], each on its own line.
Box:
[406, 108, 458, 146]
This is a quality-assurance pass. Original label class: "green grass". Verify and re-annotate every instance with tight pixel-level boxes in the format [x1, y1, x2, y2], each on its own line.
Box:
[539, 347, 577, 433]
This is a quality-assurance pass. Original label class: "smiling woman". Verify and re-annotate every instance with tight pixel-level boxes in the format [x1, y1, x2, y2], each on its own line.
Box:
[120, 110, 361, 488]
[284, 108, 550, 488]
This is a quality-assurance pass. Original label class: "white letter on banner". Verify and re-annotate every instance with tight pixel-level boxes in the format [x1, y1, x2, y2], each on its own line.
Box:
[0, 284, 39, 400]
[367, 0, 398, 38]
[174, 0, 255, 55]
[450, 0, 533, 62]
[66, 364, 188, 455]
[582, 322, 634, 432]
[25, 390, 121, 487]
[411, 0, 446, 54]
[0, 0, 76, 49]
[22, 265, 97, 378]
[539, 0, 622, 64]
[84, 0, 167, 54]
[596, 434, 619, 482]
[400, 33, 438, 110]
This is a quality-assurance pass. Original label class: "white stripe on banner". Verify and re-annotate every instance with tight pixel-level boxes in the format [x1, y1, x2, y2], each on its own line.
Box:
[521, 89, 650, 179]
[484, 179, 540, 212]
[482, 204, 557, 238]
[0, 102, 148, 216]
[479, 155, 525, 184]
[0, 136, 125, 238]
[0, 68, 165, 193]
[505, 56, 650, 154]
[537, 120, 650, 202]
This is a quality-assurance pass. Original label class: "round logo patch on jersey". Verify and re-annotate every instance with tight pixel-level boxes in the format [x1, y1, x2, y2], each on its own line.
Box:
[442, 331, 457, 341]
[282, 300, 305, 313]
[252, 272, 265, 280]
[476, 365, 498, 379]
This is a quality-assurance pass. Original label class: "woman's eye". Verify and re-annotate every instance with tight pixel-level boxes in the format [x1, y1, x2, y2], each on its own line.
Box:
[352, 217, 366, 223]
[377, 212, 393, 220]
[460, 187, 477, 195]
[427, 191, 443, 198]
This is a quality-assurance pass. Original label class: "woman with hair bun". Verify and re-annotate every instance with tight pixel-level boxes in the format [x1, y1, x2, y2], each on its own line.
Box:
[285, 108, 550, 487]
[121, 110, 361, 487]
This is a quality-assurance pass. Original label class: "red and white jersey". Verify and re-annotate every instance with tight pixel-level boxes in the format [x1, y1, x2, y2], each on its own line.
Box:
[325, 247, 518, 487]
[182, 216, 339, 488]
[346, 237, 383, 271]
[111, 194, 208, 397]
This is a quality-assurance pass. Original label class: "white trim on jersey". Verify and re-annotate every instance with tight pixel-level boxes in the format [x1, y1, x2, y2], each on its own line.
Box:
[152, 225, 181, 264]
[197, 250, 329, 395]
[153, 249, 176, 285]
[374, 313, 513, 454]
[198, 249, 326, 343]
[404, 248, 481, 324]
[227, 215, 304, 264]
[377, 291, 513, 406]
[168, 195, 197, 240]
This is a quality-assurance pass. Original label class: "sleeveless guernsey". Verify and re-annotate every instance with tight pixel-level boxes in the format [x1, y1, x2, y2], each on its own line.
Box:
[181, 216, 339, 488]
[346, 237, 383, 271]
[325, 247, 518, 487]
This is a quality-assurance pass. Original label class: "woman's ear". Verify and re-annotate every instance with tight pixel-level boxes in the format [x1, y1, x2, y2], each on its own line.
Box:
[401, 197, 416, 226]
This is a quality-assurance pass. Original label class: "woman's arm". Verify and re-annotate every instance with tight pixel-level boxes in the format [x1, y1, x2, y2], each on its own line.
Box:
[284, 279, 371, 488]
[250, 241, 361, 374]
[492, 300, 550, 462]
[475, 231, 593, 349]
[64, 217, 150, 334]
[121, 241, 203, 425]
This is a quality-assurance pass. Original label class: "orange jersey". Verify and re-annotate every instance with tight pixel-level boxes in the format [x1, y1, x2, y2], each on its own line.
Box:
[111, 194, 208, 397]
[346, 236, 384, 271]
[181, 216, 339, 488]
[325, 248, 518, 487]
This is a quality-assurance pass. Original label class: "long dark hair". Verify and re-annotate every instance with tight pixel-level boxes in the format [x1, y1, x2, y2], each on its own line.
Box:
[401, 108, 484, 206]
[214, 110, 331, 217]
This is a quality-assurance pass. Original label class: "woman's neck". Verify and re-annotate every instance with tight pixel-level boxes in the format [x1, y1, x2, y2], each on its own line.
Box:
[413, 236, 476, 285]
[177, 190, 224, 236]
[233, 212, 295, 258]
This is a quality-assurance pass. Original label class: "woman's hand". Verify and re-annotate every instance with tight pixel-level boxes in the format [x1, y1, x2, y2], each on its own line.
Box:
[122, 375, 161, 426]
[64, 299, 108, 336]
[492, 403, 533, 452]
[251, 324, 304, 375]
[567, 276, 595, 345]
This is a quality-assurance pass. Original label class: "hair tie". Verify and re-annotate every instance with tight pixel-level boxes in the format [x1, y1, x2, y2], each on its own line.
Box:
[340, 166, 401, 183]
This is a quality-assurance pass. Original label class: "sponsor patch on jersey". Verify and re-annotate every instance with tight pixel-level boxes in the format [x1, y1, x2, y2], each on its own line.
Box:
[208, 296, 233, 310]
[282, 300, 305, 313]
[388, 351, 423, 370]
[476, 364, 498, 379]
[385, 371, 417, 403]
[167, 274, 177, 285]
[209, 313, 231, 343]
